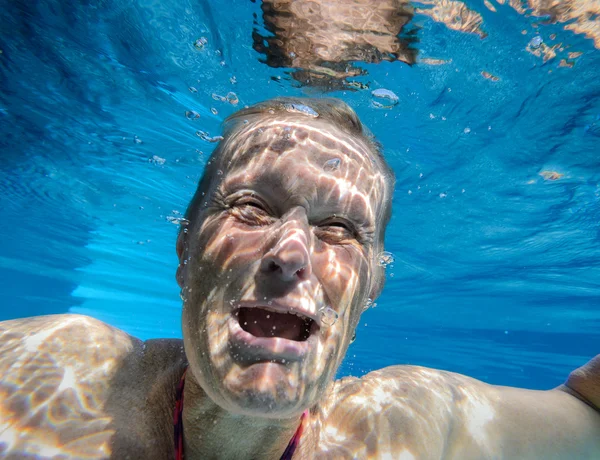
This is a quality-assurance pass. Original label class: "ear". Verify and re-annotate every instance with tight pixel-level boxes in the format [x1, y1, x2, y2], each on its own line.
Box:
[176, 230, 187, 288]
[368, 264, 385, 301]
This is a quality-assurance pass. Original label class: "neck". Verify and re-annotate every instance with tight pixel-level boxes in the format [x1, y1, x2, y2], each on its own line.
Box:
[181, 371, 318, 460]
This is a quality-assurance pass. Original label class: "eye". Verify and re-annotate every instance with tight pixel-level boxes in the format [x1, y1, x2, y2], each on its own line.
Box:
[315, 218, 357, 243]
[229, 196, 274, 226]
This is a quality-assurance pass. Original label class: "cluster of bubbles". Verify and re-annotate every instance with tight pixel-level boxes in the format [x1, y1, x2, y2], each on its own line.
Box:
[166, 210, 189, 226]
[149, 155, 166, 165]
[212, 92, 239, 106]
[194, 37, 208, 50]
[363, 297, 376, 311]
[377, 251, 395, 267]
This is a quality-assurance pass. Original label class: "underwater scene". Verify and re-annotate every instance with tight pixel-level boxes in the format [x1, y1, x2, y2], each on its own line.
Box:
[1, 0, 599, 398]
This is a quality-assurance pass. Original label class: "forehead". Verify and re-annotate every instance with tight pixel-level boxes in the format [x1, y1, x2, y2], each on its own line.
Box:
[225, 118, 376, 170]
[217, 117, 388, 222]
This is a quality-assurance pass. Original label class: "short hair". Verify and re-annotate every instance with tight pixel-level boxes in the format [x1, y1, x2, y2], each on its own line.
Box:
[183, 97, 395, 238]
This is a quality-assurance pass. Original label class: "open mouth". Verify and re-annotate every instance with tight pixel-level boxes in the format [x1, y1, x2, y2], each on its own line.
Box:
[237, 307, 316, 341]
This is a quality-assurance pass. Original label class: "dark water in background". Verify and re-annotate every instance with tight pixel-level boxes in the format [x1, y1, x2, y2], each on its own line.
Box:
[1, 0, 599, 389]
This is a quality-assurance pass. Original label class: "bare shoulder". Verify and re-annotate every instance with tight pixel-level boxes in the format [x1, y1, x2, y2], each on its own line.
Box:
[560, 354, 600, 411]
[317, 365, 470, 459]
[318, 361, 600, 459]
[1, 313, 140, 360]
[0, 314, 186, 459]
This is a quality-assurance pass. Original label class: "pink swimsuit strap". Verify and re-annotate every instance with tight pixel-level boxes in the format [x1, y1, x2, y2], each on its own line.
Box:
[174, 366, 307, 460]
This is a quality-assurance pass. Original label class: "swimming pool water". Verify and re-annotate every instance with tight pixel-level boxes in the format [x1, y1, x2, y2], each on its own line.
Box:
[1, 0, 599, 391]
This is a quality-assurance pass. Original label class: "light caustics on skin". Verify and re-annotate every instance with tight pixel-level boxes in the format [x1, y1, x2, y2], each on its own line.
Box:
[0, 316, 129, 458]
[311, 366, 501, 458]
[179, 115, 389, 419]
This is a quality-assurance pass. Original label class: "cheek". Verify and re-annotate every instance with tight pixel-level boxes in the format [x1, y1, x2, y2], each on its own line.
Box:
[191, 216, 266, 274]
[315, 243, 371, 309]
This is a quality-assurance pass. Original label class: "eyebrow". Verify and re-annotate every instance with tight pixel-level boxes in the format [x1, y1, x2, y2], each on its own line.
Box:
[222, 171, 377, 228]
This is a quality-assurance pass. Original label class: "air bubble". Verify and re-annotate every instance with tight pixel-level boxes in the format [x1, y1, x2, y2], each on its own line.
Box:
[196, 131, 224, 143]
[319, 306, 338, 327]
[378, 251, 395, 267]
[323, 158, 341, 172]
[529, 35, 543, 49]
[194, 37, 208, 50]
[226, 92, 239, 105]
[371, 89, 399, 109]
[185, 111, 200, 120]
[283, 103, 319, 118]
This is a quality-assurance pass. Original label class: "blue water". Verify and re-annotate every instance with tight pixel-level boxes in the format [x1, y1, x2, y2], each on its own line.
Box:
[1, 0, 599, 391]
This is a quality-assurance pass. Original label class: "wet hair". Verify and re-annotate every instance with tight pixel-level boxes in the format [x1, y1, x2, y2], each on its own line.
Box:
[183, 97, 395, 236]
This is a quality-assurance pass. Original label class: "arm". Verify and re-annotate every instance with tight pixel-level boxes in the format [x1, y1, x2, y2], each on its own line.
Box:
[559, 354, 600, 411]
[323, 357, 600, 459]
[450, 362, 600, 459]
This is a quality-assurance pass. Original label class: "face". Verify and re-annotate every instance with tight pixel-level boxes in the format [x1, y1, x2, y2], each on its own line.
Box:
[177, 116, 388, 418]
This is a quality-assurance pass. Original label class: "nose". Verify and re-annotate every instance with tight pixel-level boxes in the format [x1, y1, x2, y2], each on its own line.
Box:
[260, 211, 312, 282]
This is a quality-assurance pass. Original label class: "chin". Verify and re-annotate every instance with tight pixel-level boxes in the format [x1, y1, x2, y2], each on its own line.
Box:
[218, 360, 314, 418]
